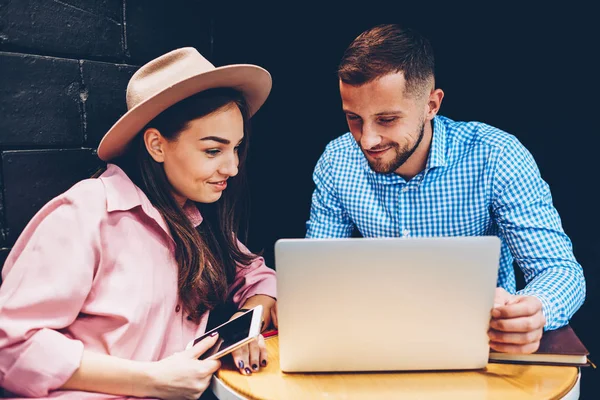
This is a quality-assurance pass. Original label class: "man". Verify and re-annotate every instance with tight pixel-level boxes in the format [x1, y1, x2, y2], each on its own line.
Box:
[306, 24, 585, 354]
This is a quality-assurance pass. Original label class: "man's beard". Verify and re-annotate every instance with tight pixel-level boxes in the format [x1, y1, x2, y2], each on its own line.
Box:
[364, 120, 426, 174]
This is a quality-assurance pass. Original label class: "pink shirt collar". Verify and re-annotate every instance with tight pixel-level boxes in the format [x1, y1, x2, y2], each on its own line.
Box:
[100, 163, 204, 236]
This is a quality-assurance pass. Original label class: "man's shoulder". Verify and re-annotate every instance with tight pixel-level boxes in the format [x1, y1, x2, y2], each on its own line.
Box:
[320, 132, 363, 164]
[324, 132, 358, 153]
[440, 116, 520, 151]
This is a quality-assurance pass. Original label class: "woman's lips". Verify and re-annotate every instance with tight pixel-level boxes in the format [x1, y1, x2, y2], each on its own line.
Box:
[209, 180, 227, 191]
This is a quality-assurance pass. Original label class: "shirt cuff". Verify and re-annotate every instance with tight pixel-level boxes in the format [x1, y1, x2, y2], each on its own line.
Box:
[233, 278, 277, 307]
[515, 289, 556, 331]
[2, 328, 84, 397]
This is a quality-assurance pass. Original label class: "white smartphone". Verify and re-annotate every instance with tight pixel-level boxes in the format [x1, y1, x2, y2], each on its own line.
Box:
[186, 305, 263, 360]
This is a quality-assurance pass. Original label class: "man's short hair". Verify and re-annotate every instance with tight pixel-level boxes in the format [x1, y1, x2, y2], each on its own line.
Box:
[338, 24, 435, 97]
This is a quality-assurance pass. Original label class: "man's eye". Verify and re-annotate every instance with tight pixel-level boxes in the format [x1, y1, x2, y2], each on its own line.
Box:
[379, 118, 397, 124]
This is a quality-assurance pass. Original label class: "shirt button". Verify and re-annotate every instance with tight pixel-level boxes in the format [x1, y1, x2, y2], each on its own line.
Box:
[175, 305, 181, 313]
[403, 229, 410, 237]
[401, 186, 409, 192]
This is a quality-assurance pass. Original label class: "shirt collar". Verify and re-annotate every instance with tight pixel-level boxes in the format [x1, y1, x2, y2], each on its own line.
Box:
[426, 115, 447, 170]
[99, 164, 203, 235]
[100, 164, 146, 213]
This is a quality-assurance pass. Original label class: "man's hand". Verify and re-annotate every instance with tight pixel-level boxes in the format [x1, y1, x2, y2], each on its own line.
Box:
[489, 287, 546, 354]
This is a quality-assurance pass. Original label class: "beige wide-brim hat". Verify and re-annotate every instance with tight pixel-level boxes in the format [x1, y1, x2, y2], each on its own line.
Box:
[97, 47, 272, 161]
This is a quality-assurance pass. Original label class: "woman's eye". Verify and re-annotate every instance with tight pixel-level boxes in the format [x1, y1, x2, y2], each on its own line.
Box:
[347, 115, 360, 121]
[234, 146, 240, 153]
[205, 149, 221, 156]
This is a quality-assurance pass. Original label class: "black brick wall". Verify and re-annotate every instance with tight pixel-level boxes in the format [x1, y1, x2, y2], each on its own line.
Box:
[81, 60, 137, 146]
[0, 0, 124, 61]
[0, 0, 215, 268]
[124, 0, 212, 64]
[1, 52, 83, 147]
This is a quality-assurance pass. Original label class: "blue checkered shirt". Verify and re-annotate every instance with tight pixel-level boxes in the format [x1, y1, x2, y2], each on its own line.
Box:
[306, 115, 585, 330]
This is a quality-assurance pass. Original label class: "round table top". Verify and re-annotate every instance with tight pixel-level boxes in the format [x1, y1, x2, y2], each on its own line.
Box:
[216, 336, 579, 400]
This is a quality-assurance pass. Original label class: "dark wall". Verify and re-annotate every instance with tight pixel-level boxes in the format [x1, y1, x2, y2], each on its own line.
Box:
[0, 1, 218, 256]
[213, 4, 600, 397]
[1, 2, 598, 398]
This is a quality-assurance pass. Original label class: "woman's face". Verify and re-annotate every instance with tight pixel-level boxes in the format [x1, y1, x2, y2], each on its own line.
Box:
[160, 103, 244, 206]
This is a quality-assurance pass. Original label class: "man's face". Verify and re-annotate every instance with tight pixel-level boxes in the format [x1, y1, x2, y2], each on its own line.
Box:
[340, 72, 429, 174]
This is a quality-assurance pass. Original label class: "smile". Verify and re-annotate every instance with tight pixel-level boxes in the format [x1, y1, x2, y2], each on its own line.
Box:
[365, 147, 391, 158]
[209, 180, 228, 191]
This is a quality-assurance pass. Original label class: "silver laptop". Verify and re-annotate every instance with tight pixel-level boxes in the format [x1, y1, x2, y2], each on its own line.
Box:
[275, 236, 501, 372]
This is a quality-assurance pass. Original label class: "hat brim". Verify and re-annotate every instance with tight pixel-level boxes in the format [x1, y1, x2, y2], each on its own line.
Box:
[97, 64, 272, 161]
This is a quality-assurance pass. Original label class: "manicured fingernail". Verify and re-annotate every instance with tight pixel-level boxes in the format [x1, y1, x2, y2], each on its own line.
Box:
[261, 360, 267, 367]
[210, 331, 218, 337]
[244, 367, 252, 375]
[238, 360, 244, 369]
[252, 364, 258, 371]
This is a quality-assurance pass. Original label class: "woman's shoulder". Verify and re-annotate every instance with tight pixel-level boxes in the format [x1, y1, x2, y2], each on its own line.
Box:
[60, 164, 134, 211]
[10, 177, 110, 250]
[49, 175, 110, 217]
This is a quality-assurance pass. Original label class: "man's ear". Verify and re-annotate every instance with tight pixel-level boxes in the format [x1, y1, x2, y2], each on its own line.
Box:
[144, 128, 166, 163]
[426, 88, 444, 121]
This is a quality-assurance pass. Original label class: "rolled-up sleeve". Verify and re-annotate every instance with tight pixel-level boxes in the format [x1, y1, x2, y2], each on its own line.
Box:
[0, 196, 98, 397]
[229, 241, 276, 307]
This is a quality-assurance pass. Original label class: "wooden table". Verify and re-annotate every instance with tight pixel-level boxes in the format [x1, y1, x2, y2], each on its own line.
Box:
[212, 336, 580, 400]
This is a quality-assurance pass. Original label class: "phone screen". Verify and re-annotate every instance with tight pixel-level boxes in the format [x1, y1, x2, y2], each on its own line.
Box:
[194, 310, 255, 360]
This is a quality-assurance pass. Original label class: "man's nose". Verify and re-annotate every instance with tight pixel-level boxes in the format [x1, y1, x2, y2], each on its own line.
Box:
[360, 124, 382, 149]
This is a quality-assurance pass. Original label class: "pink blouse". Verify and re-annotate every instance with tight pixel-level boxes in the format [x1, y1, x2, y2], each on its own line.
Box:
[0, 164, 277, 399]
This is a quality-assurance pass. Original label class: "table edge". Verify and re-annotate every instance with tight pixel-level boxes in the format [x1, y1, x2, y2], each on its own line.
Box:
[211, 367, 582, 400]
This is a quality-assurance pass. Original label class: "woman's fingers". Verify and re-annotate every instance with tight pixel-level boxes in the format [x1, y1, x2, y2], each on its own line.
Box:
[257, 334, 268, 367]
[231, 345, 252, 375]
[248, 339, 261, 372]
[230, 335, 268, 375]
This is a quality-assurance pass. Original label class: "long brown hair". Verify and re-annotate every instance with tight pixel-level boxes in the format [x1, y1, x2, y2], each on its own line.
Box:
[115, 88, 256, 322]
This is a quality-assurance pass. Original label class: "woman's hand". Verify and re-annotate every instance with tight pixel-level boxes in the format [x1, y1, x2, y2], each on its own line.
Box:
[146, 333, 222, 400]
[228, 296, 276, 375]
[230, 334, 268, 375]
[270, 301, 278, 328]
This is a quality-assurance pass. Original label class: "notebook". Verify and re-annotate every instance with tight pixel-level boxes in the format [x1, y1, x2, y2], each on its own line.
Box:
[489, 325, 589, 366]
[275, 236, 501, 372]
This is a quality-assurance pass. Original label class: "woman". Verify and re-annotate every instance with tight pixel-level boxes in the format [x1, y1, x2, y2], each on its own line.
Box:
[0, 48, 277, 399]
